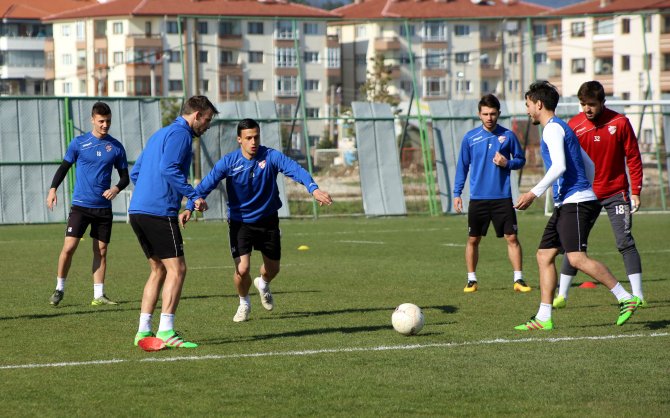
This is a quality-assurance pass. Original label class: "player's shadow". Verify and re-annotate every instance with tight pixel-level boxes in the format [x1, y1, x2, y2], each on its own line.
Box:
[271, 304, 458, 319]
[643, 320, 670, 330]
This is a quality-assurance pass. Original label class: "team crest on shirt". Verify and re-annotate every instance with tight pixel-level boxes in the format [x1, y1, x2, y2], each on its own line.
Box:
[105, 144, 112, 152]
[259, 160, 266, 169]
[608, 125, 617, 135]
[498, 136, 506, 144]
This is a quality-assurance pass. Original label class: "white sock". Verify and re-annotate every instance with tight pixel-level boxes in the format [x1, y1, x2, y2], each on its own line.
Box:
[628, 273, 644, 300]
[558, 274, 574, 299]
[610, 283, 633, 301]
[158, 313, 175, 332]
[467, 272, 477, 282]
[256, 276, 268, 291]
[93, 283, 104, 299]
[240, 295, 251, 306]
[536, 303, 553, 322]
[513, 271, 523, 282]
[138, 313, 153, 333]
[56, 277, 66, 291]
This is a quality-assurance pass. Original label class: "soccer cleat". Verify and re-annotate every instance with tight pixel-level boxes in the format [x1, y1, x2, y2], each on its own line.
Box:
[49, 290, 64, 306]
[156, 330, 198, 348]
[463, 281, 478, 293]
[91, 294, 118, 306]
[233, 304, 250, 322]
[513, 280, 532, 293]
[514, 316, 554, 331]
[134, 331, 154, 347]
[552, 295, 567, 309]
[254, 277, 274, 311]
[616, 296, 641, 326]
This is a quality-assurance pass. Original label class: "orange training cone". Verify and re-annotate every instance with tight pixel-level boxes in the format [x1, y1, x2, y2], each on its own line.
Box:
[579, 281, 598, 289]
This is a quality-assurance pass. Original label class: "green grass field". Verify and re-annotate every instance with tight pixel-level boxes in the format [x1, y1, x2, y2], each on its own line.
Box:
[1, 213, 669, 417]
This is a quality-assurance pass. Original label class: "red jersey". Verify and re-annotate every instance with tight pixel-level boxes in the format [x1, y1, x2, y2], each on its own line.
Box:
[568, 108, 643, 200]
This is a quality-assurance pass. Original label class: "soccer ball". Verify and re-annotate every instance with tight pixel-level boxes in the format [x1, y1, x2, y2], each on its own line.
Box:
[392, 303, 424, 336]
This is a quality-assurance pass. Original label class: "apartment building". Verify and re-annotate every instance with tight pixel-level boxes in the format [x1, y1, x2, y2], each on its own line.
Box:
[547, 0, 670, 153]
[43, 0, 340, 148]
[330, 0, 548, 105]
[0, 0, 94, 95]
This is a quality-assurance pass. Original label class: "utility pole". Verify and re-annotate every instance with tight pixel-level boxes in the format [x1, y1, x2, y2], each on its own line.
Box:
[329, 84, 335, 144]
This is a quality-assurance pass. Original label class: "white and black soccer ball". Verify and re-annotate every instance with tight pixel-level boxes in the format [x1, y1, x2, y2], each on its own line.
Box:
[391, 303, 424, 336]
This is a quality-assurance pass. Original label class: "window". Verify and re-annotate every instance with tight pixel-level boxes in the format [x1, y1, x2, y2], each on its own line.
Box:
[276, 76, 298, 95]
[664, 15, 670, 33]
[219, 21, 240, 36]
[622, 92, 631, 100]
[248, 51, 263, 63]
[94, 20, 106, 37]
[424, 22, 446, 41]
[455, 52, 470, 64]
[127, 77, 151, 95]
[168, 79, 183, 92]
[424, 77, 445, 97]
[400, 80, 413, 93]
[77, 50, 86, 67]
[304, 51, 319, 63]
[249, 79, 264, 92]
[508, 52, 519, 64]
[481, 80, 490, 93]
[534, 52, 547, 64]
[327, 48, 340, 68]
[113, 22, 123, 34]
[114, 80, 124, 92]
[355, 25, 366, 38]
[355, 54, 367, 66]
[248, 22, 264, 35]
[61, 25, 71, 37]
[621, 55, 630, 71]
[622, 18, 630, 34]
[549, 24, 560, 41]
[79, 79, 87, 94]
[426, 49, 446, 69]
[276, 103, 295, 118]
[399, 24, 415, 37]
[113, 51, 124, 64]
[304, 79, 320, 91]
[63, 82, 72, 94]
[304, 23, 319, 35]
[400, 53, 415, 64]
[221, 76, 242, 96]
[167, 50, 181, 63]
[220, 50, 235, 65]
[166, 21, 179, 34]
[533, 24, 547, 37]
[454, 24, 470, 37]
[200, 79, 209, 92]
[145, 21, 152, 37]
[595, 19, 613, 35]
[95, 49, 107, 66]
[305, 107, 319, 118]
[76, 21, 85, 40]
[594, 57, 613, 75]
[571, 21, 585, 37]
[664, 53, 670, 71]
[197, 21, 208, 34]
[455, 79, 472, 94]
[276, 21, 294, 39]
[571, 58, 586, 73]
[62, 54, 72, 65]
[644, 53, 652, 70]
[507, 79, 520, 93]
[644, 15, 652, 33]
[276, 48, 297, 68]
[549, 59, 562, 77]
[199, 50, 208, 63]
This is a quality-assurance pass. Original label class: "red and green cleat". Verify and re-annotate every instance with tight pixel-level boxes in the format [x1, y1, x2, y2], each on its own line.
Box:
[514, 316, 554, 331]
[134, 331, 154, 347]
[616, 296, 641, 326]
[156, 330, 198, 348]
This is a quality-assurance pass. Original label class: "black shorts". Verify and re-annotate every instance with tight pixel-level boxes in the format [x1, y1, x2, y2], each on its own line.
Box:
[468, 198, 518, 238]
[129, 214, 184, 259]
[228, 214, 281, 260]
[539, 201, 600, 253]
[65, 205, 113, 243]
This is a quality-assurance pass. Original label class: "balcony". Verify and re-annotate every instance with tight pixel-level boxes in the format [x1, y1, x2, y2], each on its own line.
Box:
[480, 63, 502, 78]
[593, 40, 613, 57]
[326, 34, 339, 48]
[547, 43, 562, 60]
[126, 35, 162, 49]
[374, 37, 401, 51]
[661, 70, 670, 91]
[661, 33, 670, 52]
[479, 34, 501, 50]
[0, 36, 45, 51]
[218, 36, 243, 50]
[219, 65, 243, 77]
[275, 67, 298, 77]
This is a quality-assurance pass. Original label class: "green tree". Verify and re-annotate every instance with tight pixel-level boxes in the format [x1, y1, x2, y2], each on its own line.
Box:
[160, 97, 182, 127]
[359, 54, 400, 106]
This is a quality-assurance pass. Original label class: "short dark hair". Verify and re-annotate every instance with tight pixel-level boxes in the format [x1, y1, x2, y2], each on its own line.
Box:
[478, 94, 501, 112]
[577, 80, 606, 103]
[91, 101, 111, 117]
[237, 118, 260, 136]
[181, 95, 219, 116]
[525, 80, 560, 111]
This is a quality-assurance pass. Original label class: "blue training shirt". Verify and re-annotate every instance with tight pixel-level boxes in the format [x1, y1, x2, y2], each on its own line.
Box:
[540, 117, 592, 204]
[191, 146, 318, 223]
[64, 132, 128, 208]
[453, 124, 525, 200]
[129, 117, 199, 217]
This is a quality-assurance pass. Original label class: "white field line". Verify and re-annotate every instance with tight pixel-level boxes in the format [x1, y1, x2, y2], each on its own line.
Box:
[2, 332, 667, 371]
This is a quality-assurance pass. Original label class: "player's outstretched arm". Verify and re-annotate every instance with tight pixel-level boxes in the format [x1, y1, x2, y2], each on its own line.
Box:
[312, 189, 333, 206]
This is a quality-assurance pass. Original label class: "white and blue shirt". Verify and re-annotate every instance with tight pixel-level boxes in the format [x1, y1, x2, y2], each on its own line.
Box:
[64, 132, 127, 208]
[453, 124, 526, 200]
